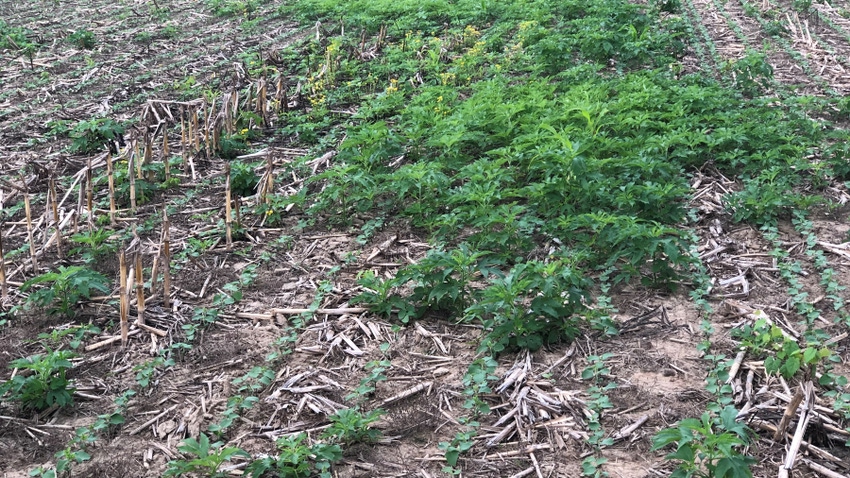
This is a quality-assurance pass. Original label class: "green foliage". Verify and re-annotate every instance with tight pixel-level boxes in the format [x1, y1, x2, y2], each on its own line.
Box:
[791, 0, 812, 13]
[653, 0, 681, 13]
[44, 119, 72, 140]
[100, 157, 179, 207]
[302, 55, 834, 340]
[728, 51, 773, 97]
[255, 193, 298, 226]
[32, 444, 93, 478]
[461, 357, 498, 415]
[321, 408, 384, 445]
[0, 349, 76, 411]
[36, 324, 100, 350]
[763, 20, 787, 37]
[702, 352, 735, 411]
[69, 118, 124, 154]
[134, 356, 174, 388]
[208, 394, 256, 437]
[183, 307, 219, 342]
[581, 353, 616, 477]
[354, 245, 499, 323]
[439, 430, 475, 469]
[246, 433, 342, 478]
[207, 0, 262, 18]
[652, 406, 756, 478]
[29, 388, 135, 477]
[232, 366, 275, 394]
[469, 259, 591, 353]
[211, 265, 257, 307]
[346, 360, 390, 402]
[207, 367, 275, 436]
[22, 266, 110, 318]
[0, 19, 33, 51]
[164, 433, 250, 477]
[67, 29, 96, 49]
[229, 160, 261, 197]
[0, 19, 41, 65]
[69, 229, 116, 264]
[732, 318, 837, 382]
[173, 236, 217, 268]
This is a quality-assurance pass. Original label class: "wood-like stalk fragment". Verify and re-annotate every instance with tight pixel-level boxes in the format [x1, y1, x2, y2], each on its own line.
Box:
[780, 382, 816, 478]
[135, 251, 145, 326]
[23, 184, 38, 272]
[161, 208, 171, 309]
[163, 133, 170, 182]
[192, 107, 200, 151]
[86, 157, 94, 229]
[134, 141, 143, 178]
[775, 386, 804, 441]
[119, 249, 129, 345]
[143, 134, 153, 181]
[276, 75, 288, 112]
[180, 107, 188, 174]
[128, 148, 137, 212]
[224, 162, 233, 249]
[73, 171, 83, 235]
[106, 153, 117, 225]
[246, 88, 254, 126]
[85, 329, 140, 352]
[205, 101, 215, 160]
[0, 225, 7, 300]
[256, 80, 267, 126]
[49, 177, 63, 258]
[235, 196, 242, 232]
[260, 151, 274, 204]
[272, 307, 366, 315]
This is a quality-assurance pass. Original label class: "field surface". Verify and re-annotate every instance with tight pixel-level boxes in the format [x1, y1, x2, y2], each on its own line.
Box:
[1, 0, 850, 477]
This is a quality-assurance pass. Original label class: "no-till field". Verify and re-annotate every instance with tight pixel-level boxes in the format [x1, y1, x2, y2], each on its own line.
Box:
[1, 0, 850, 477]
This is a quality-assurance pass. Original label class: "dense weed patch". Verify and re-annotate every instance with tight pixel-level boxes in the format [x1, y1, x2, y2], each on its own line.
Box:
[269, 0, 849, 352]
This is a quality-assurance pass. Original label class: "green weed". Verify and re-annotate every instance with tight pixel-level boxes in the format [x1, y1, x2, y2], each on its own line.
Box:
[0, 349, 76, 411]
[164, 433, 250, 477]
[69, 118, 124, 154]
[321, 408, 384, 445]
[246, 432, 342, 478]
[36, 324, 100, 350]
[0, 19, 41, 67]
[469, 259, 591, 353]
[21, 266, 110, 318]
[67, 29, 96, 49]
[69, 229, 116, 264]
[652, 406, 756, 478]
[207, 0, 262, 18]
